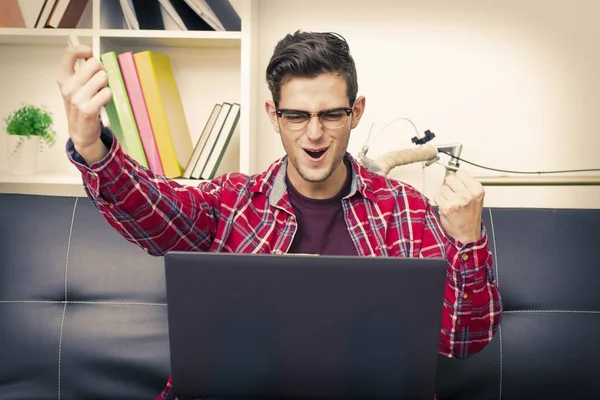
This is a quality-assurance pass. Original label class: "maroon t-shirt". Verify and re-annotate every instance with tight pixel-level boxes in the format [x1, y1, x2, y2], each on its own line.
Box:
[286, 161, 358, 256]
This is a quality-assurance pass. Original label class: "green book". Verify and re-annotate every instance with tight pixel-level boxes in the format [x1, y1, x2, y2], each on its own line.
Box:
[100, 51, 148, 168]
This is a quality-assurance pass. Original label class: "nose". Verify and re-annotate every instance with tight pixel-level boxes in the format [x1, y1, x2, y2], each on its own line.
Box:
[305, 114, 323, 142]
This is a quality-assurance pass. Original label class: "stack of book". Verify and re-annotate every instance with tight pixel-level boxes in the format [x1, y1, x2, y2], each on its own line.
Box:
[119, 0, 240, 31]
[0, 0, 89, 28]
[101, 50, 240, 180]
[0, 0, 240, 31]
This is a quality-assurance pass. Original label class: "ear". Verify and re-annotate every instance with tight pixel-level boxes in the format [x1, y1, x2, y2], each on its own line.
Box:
[265, 100, 280, 133]
[350, 95, 366, 130]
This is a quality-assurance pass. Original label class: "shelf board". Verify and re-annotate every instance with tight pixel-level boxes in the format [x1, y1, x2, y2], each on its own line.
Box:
[0, 28, 93, 45]
[474, 174, 600, 186]
[0, 28, 241, 47]
[99, 29, 242, 48]
[0, 172, 206, 190]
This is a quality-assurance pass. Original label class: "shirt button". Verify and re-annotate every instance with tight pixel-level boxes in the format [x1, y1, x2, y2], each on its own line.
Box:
[462, 254, 469, 261]
[274, 250, 283, 255]
[290, 215, 296, 222]
[463, 293, 469, 299]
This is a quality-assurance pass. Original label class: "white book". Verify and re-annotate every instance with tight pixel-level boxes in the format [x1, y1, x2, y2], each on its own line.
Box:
[191, 103, 231, 179]
[200, 103, 240, 179]
[34, 0, 57, 27]
[119, 0, 139, 29]
[17, 0, 46, 28]
[158, 0, 186, 31]
[183, 0, 225, 31]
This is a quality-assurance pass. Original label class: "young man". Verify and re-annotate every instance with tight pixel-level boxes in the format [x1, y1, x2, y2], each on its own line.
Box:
[57, 31, 502, 399]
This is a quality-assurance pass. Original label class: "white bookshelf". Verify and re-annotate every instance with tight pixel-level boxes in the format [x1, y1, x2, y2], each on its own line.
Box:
[1, 0, 599, 209]
[0, 0, 256, 197]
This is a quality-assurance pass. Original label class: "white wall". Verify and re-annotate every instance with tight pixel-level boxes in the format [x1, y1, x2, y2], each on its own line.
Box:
[253, 0, 600, 209]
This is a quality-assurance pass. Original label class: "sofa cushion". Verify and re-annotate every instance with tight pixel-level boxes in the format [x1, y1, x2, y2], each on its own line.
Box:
[436, 207, 600, 399]
[0, 194, 170, 400]
[1, 193, 599, 399]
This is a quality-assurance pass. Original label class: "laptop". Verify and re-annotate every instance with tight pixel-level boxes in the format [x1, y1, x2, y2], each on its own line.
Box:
[164, 251, 448, 400]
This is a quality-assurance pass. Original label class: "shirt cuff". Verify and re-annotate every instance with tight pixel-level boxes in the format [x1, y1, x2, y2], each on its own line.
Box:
[65, 127, 125, 198]
[444, 221, 492, 284]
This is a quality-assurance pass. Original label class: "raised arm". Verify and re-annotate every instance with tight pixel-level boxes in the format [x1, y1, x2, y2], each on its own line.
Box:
[68, 128, 222, 255]
[421, 205, 503, 358]
[57, 43, 221, 256]
[420, 170, 503, 358]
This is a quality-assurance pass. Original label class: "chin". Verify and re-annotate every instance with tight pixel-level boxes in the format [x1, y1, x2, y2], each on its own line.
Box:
[298, 169, 333, 183]
[293, 158, 334, 183]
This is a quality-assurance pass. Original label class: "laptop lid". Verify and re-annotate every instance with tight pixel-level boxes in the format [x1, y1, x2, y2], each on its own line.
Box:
[164, 252, 447, 400]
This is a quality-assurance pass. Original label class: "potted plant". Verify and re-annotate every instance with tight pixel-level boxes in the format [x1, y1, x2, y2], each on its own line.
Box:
[3, 104, 56, 175]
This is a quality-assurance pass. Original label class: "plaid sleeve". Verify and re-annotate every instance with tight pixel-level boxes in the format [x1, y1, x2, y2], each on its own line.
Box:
[420, 202, 503, 359]
[157, 375, 176, 400]
[66, 128, 223, 256]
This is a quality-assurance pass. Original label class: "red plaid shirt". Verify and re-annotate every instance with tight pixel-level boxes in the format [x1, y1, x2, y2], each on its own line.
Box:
[68, 129, 502, 400]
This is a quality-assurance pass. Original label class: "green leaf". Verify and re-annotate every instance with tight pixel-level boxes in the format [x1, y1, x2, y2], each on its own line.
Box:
[3, 104, 57, 152]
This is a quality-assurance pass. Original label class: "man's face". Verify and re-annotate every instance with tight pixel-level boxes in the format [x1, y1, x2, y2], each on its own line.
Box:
[266, 73, 365, 188]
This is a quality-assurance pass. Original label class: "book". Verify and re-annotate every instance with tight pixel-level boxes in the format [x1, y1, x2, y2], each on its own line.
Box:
[182, 103, 222, 179]
[101, 51, 149, 168]
[118, 51, 164, 175]
[159, 0, 214, 31]
[34, 0, 57, 28]
[46, 0, 89, 28]
[189, 102, 230, 179]
[200, 102, 240, 179]
[134, 50, 194, 178]
[0, 0, 26, 27]
[205, 0, 240, 31]
[131, 0, 164, 30]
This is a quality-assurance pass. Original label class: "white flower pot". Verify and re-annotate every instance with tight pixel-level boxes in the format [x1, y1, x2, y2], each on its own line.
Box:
[7, 135, 40, 175]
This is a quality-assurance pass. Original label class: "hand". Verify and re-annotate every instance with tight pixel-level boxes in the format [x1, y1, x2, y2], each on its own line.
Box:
[57, 44, 112, 164]
[433, 169, 485, 244]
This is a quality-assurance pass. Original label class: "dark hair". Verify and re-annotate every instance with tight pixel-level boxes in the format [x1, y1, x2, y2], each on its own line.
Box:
[265, 30, 358, 107]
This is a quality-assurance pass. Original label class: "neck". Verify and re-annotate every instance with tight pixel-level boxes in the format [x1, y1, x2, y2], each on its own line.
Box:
[287, 160, 348, 200]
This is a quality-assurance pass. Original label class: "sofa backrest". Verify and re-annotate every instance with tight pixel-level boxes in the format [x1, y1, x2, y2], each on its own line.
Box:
[436, 205, 600, 399]
[0, 193, 599, 400]
[0, 194, 169, 399]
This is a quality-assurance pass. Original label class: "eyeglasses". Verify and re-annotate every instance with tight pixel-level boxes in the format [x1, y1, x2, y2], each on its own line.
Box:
[276, 107, 353, 131]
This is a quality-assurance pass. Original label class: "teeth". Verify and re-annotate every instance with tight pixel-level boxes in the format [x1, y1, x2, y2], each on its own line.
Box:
[305, 148, 326, 158]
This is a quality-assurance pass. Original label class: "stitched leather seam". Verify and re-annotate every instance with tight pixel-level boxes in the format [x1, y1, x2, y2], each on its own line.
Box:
[488, 208, 502, 400]
[505, 310, 600, 314]
[498, 325, 503, 400]
[0, 300, 167, 306]
[58, 198, 77, 400]
[488, 208, 499, 287]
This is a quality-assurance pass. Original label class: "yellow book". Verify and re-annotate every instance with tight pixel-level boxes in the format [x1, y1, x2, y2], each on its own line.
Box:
[133, 51, 193, 178]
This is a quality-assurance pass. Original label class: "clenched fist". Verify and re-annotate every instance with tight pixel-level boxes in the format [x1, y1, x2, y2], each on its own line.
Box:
[57, 44, 112, 165]
[434, 169, 485, 245]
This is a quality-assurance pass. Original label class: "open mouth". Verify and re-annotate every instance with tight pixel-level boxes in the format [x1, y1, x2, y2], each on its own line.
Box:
[303, 147, 328, 159]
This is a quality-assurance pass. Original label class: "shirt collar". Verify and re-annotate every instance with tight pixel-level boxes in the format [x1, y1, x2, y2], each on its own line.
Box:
[248, 152, 376, 205]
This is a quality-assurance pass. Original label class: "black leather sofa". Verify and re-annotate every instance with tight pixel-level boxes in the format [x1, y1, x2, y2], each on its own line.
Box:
[1, 192, 599, 400]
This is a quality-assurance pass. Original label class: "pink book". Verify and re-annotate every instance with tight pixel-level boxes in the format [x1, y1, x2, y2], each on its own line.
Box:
[117, 51, 165, 175]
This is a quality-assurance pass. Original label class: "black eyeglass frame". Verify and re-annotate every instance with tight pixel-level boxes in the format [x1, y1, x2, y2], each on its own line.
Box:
[275, 106, 354, 130]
